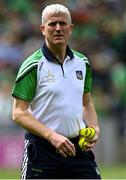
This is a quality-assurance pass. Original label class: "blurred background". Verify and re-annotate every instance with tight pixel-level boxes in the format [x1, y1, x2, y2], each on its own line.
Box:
[0, 0, 126, 178]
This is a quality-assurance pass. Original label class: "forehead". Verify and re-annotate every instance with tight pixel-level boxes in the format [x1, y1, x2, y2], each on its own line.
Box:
[45, 13, 69, 23]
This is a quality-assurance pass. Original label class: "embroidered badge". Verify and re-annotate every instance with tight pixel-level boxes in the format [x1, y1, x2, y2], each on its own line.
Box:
[76, 71, 83, 80]
[44, 70, 56, 83]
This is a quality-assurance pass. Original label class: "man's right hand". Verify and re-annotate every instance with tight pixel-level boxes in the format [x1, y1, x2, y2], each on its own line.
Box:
[48, 132, 76, 158]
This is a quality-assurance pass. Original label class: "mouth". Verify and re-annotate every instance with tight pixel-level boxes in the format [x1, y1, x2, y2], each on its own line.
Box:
[53, 34, 63, 38]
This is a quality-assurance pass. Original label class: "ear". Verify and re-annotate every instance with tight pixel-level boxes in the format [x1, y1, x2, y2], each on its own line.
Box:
[40, 25, 45, 36]
[70, 24, 74, 34]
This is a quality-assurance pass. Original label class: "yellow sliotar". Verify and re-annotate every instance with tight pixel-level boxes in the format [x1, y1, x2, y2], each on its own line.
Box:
[78, 137, 85, 150]
[78, 137, 90, 150]
[79, 127, 95, 139]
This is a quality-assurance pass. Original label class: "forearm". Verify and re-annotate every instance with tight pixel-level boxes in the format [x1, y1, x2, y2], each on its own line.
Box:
[83, 93, 100, 133]
[83, 93, 100, 150]
[13, 108, 76, 158]
[83, 102, 100, 132]
[13, 108, 54, 141]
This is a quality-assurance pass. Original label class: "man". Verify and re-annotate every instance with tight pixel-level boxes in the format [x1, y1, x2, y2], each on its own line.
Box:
[12, 4, 101, 179]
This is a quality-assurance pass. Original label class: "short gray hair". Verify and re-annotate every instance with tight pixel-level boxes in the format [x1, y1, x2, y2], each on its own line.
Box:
[41, 4, 72, 25]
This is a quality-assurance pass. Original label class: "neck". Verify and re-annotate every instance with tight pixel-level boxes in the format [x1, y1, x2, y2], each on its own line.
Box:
[46, 41, 67, 63]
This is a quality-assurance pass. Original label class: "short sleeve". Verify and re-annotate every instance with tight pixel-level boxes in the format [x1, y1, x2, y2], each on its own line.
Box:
[12, 68, 37, 102]
[84, 63, 92, 93]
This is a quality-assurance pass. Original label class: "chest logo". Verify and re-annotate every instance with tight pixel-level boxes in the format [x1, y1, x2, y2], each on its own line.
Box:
[44, 70, 56, 83]
[76, 71, 83, 80]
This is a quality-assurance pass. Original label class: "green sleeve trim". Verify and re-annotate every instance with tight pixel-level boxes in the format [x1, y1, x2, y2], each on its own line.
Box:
[72, 50, 92, 92]
[16, 63, 38, 82]
[16, 49, 43, 82]
[72, 50, 89, 64]
[84, 63, 92, 93]
[12, 67, 37, 102]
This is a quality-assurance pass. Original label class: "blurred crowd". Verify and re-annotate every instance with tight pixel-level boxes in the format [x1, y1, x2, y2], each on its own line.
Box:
[0, 0, 126, 138]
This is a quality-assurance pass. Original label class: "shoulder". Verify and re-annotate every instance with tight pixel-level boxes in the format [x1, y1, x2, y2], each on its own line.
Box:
[16, 49, 43, 82]
[72, 50, 90, 65]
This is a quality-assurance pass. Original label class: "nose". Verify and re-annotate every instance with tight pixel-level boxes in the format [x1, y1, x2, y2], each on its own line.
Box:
[56, 23, 61, 31]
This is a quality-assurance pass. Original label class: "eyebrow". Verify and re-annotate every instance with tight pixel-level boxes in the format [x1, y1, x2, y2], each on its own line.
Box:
[48, 20, 68, 25]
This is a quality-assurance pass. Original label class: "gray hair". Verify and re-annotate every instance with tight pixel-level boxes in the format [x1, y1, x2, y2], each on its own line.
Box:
[41, 4, 72, 25]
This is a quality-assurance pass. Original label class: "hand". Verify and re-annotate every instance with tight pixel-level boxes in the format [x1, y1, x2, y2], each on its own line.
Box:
[48, 131, 76, 158]
[92, 126, 100, 143]
[84, 126, 100, 151]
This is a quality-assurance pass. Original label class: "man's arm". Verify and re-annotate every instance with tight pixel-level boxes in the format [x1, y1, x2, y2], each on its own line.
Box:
[83, 92, 100, 150]
[12, 97, 76, 157]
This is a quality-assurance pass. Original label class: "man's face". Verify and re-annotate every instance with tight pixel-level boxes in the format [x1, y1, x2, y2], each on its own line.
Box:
[40, 13, 73, 46]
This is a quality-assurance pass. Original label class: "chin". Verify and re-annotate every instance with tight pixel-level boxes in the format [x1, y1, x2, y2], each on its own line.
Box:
[53, 40, 66, 46]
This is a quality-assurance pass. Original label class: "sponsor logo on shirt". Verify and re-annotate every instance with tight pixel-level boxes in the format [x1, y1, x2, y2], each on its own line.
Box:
[76, 71, 83, 80]
[44, 70, 56, 83]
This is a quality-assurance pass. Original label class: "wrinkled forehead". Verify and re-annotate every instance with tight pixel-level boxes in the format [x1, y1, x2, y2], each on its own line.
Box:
[44, 12, 70, 24]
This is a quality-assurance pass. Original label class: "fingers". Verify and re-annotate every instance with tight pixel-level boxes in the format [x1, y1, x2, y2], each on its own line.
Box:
[58, 149, 67, 158]
[57, 139, 76, 158]
[83, 140, 96, 151]
[66, 140, 76, 155]
[58, 146, 74, 158]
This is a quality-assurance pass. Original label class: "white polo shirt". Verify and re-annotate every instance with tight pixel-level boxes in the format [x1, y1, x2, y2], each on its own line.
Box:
[12, 44, 92, 138]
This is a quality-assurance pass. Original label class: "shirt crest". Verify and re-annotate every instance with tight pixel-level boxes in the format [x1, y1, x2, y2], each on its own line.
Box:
[76, 71, 83, 80]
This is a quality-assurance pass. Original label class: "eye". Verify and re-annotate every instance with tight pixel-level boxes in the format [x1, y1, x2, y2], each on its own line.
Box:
[59, 22, 67, 26]
[48, 21, 68, 27]
[48, 22, 57, 27]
